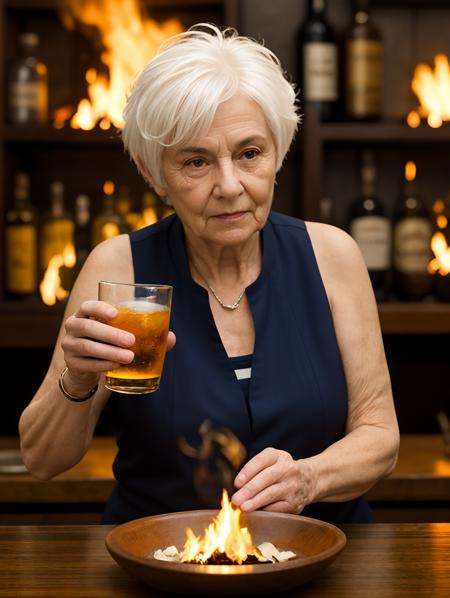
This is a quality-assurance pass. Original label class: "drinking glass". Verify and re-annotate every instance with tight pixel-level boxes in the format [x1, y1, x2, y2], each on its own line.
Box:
[98, 281, 172, 394]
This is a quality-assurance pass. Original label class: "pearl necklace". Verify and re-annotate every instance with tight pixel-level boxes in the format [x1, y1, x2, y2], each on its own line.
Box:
[206, 283, 245, 311]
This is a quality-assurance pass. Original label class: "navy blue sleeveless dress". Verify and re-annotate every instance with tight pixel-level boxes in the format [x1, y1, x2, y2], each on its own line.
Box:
[103, 212, 373, 524]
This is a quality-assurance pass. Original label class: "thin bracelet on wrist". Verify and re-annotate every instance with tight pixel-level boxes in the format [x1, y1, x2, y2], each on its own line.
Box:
[58, 367, 99, 403]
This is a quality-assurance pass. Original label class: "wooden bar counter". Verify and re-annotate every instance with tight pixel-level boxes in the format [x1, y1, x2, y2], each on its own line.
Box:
[0, 435, 449, 523]
[0, 523, 449, 597]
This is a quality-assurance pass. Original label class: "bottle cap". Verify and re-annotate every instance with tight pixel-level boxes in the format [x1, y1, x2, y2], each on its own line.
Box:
[360, 150, 376, 196]
[51, 181, 64, 197]
[76, 194, 90, 209]
[15, 173, 30, 201]
[19, 32, 39, 47]
[15, 172, 30, 189]
[312, 0, 325, 12]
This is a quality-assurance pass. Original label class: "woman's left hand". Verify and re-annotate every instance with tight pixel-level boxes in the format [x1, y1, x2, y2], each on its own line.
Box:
[231, 448, 315, 514]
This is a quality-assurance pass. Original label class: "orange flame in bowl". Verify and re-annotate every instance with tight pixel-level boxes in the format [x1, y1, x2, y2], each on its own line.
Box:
[180, 490, 266, 565]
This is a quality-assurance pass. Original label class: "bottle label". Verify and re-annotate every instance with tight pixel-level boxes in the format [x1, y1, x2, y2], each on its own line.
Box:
[346, 39, 383, 116]
[40, 220, 75, 270]
[351, 216, 391, 270]
[394, 218, 432, 273]
[9, 82, 40, 109]
[303, 42, 338, 101]
[6, 225, 37, 293]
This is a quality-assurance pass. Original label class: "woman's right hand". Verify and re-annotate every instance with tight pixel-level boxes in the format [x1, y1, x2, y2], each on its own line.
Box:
[61, 300, 135, 388]
[61, 300, 177, 392]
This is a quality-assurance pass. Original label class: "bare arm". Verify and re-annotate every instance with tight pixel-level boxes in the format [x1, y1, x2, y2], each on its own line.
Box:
[302, 222, 399, 502]
[232, 223, 399, 513]
[19, 234, 135, 480]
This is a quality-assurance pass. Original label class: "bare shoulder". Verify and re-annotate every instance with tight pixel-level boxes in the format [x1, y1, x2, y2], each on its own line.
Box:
[84, 234, 132, 278]
[57, 233, 132, 319]
[68, 234, 133, 309]
[305, 221, 363, 268]
[304, 221, 368, 305]
[57, 235, 129, 323]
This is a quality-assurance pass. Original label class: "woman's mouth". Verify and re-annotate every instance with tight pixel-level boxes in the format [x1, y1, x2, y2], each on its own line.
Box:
[214, 211, 247, 221]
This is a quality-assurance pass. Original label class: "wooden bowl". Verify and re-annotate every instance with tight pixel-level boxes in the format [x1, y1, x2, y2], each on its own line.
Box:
[105, 510, 346, 595]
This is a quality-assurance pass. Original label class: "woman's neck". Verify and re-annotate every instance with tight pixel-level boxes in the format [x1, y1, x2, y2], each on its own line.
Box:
[185, 231, 262, 289]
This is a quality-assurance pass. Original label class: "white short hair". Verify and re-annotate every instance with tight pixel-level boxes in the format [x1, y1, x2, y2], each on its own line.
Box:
[122, 23, 300, 189]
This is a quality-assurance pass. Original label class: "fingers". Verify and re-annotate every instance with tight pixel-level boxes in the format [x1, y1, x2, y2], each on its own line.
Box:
[62, 300, 176, 377]
[263, 501, 303, 514]
[233, 481, 284, 512]
[65, 314, 135, 349]
[231, 448, 301, 513]
[167, 331, 176, 351]
[74, 300, 117, 321]
[62, 301, 135, 375]
[61, 334, 134, 367]
[63, 355, 122, 375]
[234, 447, 279, 489]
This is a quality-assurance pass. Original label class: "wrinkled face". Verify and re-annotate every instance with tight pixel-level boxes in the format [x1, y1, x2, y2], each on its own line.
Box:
[151, 94, 277, 248]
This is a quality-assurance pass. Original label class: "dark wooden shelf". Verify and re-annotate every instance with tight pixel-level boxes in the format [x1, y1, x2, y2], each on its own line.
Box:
[1, 434, 448, 505]
[0, 300, 65, 348]
[1, 125, 122, 145]
[4, 0, 64, 8]
[378, 302, 450, 334]
[2, 0, 240, 30]
[373, 0, 450, 6]
[4, 0, 225, 9]
[320, 121, 450, 144]
[367, 433, 450, 503]
[0, 301, 449, 348]
[0, 437, 115, 504]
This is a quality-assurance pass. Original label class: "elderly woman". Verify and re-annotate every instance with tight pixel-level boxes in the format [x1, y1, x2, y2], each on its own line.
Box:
[19, 24, 399, 524]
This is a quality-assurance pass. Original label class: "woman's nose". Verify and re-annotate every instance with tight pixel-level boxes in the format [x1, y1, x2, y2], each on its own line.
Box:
[213, 161, 244, 199]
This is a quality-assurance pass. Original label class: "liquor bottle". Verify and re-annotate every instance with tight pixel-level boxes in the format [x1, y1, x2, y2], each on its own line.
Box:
[297, 0, 339, 122]
[115, 186, 141, 231]
[345, 0, 383, 121]
[348, 150, 391, 300]
[91, 181, 126, 247]
[40, 181, 74, 273]
[392, 161, 433, 301]
[8, 32, 48, 125]
[74, 194, 91, 271]
[4, 173, 38, 297]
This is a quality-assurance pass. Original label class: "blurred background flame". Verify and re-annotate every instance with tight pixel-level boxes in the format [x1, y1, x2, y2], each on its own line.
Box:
[56, 0, 184, 130]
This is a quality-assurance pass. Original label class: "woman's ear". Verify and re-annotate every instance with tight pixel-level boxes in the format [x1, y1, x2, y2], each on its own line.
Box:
[137, 157, 167, 198]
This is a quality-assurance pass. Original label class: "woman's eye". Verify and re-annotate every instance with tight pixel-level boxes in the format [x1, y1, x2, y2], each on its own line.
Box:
[242, 149, 259, 160]
[187, 158, 205, 168]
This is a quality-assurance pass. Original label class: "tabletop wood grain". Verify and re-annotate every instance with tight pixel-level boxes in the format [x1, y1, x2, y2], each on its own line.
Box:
[0, 523, 449, 597]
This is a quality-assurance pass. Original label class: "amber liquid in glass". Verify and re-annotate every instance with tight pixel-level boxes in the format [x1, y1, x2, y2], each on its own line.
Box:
[104, 301, 170, 394]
